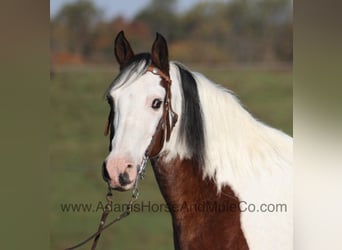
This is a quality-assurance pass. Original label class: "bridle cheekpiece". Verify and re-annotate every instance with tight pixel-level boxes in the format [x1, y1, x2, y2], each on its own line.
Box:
[66, 65, 178, 250]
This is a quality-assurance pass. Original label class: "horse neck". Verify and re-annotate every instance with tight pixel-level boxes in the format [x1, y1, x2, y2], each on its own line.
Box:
[172, 67, 292, 191]
[151, 156, 248, 250]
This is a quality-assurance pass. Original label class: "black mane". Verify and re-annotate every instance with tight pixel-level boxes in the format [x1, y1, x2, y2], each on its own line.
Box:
[176, 63, 205, 167]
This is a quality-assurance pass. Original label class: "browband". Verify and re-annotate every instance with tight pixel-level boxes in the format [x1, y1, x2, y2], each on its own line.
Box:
[146, 66, 171, 83]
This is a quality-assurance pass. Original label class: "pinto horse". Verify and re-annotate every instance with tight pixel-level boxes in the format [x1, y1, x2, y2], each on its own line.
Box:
[102, 31, 292, 250]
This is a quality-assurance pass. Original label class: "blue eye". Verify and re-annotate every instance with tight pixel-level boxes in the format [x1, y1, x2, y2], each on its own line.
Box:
[152, 99, 162, 109]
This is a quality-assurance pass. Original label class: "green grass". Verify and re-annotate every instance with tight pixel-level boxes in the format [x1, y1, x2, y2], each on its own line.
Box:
[50, 64, 292, 250]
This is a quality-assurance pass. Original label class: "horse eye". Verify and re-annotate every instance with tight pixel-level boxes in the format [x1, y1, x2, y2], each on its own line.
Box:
[152, 99, 162, 109]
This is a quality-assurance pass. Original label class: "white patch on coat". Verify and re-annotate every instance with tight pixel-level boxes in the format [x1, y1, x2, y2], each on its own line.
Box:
[162, 62, 293, 250]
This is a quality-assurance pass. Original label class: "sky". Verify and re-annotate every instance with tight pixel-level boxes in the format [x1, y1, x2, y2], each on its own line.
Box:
[50, 0, 208, 20]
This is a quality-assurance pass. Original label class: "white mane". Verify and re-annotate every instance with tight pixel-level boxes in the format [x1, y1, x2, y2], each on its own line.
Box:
[163, 62, 293, 249]
[164, 62, 292, 190]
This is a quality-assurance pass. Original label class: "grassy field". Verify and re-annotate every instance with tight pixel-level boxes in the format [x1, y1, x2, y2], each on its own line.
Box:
[50, 64, 292, 250]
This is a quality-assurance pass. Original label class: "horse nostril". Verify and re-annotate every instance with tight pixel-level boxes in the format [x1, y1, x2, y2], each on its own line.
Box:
[119, 172, 131, 186]
[127, 164, 133, 169]
[102, 161, 111, 181]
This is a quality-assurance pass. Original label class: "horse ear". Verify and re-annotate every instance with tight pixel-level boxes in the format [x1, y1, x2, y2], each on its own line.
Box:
[151, 33, 169, 74]
[114, 30, 135, 70]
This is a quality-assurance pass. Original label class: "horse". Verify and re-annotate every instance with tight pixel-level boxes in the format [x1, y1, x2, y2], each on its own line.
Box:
[101, 31, 293, 250]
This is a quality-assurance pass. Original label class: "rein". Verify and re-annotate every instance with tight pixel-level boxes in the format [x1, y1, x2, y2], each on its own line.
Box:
[65, 65, 177, 250]
[64, 156, 148, 250]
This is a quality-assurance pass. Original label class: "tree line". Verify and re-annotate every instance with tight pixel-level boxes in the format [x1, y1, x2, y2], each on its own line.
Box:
[51, 0, 292, 65]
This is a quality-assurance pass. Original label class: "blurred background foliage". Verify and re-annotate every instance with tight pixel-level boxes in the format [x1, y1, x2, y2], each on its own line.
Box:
[50, 1, 292, 249]
[51, 0, 292, 65]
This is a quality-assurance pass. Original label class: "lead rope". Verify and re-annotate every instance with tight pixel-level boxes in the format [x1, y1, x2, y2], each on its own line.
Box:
[90, 185, 112, 250]
[64, 155, 149, 250]
[65, 66, 173, 250]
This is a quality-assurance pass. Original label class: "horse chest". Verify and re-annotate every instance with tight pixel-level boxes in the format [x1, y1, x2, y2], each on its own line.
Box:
[151, 157, 249, 249]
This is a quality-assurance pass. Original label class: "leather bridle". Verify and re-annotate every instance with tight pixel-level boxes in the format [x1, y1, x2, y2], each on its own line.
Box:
[104, 65, 177, 158]
[65, 65, 178, 250]
[144, 65, 178, 157]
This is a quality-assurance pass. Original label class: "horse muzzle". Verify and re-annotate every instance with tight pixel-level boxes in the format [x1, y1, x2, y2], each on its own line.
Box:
[102, 158, 137, 191]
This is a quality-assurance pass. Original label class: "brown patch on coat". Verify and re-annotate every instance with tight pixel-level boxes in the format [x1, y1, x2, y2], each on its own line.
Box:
[151, 156, 249, 250]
